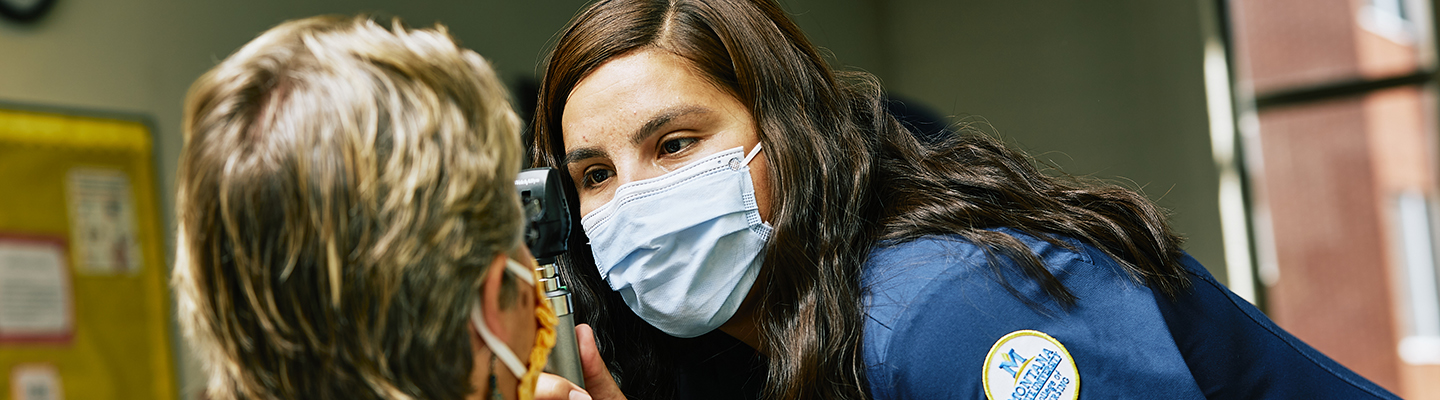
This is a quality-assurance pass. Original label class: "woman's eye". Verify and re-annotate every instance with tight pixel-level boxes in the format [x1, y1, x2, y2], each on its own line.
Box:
[583, 168, 614, 187]
[660, 137, 699, 155]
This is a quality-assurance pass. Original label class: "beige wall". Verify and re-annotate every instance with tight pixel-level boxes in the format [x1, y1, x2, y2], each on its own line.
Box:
[0, 1, 1220, 398]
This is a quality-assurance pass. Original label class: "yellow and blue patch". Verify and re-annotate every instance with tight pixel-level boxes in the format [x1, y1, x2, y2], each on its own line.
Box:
[982, 330, 1079, 400]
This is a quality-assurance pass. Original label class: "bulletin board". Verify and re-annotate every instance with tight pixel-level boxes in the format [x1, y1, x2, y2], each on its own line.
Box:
[0, 106, 176, 400]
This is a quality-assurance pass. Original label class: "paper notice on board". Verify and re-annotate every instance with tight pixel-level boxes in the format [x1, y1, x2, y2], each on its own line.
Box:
[66, 168, 142, 275]
[0, 239, 72, 340]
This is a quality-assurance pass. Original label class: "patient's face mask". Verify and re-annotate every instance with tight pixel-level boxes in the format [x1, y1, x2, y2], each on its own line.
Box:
[581, 145, 771, 338]
[470, 258, 558, 400]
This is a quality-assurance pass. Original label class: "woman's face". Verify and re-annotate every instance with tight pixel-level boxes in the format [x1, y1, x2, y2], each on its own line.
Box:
[560, 48, 772, 220]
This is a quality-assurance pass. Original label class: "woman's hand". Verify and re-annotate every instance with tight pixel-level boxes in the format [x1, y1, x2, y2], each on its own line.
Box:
[534, 324, 624, 400]
[535, 373, 589, 400]
[573, 324, 624, 399]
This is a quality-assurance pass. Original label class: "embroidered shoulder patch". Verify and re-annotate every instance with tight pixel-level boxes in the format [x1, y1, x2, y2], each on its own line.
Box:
[982, 330, 1079, 400]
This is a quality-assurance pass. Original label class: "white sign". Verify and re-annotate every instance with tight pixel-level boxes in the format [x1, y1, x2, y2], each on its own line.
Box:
[11, 364, 62, 400]
[0, 237, 72, 341]
[66, 168, 142, 275]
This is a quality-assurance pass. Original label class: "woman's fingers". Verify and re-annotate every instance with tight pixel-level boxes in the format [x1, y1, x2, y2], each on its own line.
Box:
[534, 372, 591, 400]
[575, 324, 626, 400]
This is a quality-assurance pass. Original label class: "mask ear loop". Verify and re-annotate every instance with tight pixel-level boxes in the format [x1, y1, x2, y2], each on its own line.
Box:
[742, 143, 772, 230]
[743, 143, 764, 165]
[503, 258, 536, 286]
[471, 259, 536, 378]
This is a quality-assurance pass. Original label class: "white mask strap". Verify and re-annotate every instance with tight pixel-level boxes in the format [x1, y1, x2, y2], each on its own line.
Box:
[471, 301, 526, 377]
[470, 259, 535, 378]
[504, 258, 535, 286]
[743, 143, 764, 165]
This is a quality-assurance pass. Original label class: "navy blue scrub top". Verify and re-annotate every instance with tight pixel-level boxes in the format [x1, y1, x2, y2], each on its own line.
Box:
[862, 229, 1399, 399]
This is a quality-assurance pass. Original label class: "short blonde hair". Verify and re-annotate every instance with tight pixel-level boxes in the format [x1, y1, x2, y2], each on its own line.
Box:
[173, 15, 523, 399]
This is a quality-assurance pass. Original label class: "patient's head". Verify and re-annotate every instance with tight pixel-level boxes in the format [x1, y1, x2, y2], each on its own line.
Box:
[173, 15, 538, 400]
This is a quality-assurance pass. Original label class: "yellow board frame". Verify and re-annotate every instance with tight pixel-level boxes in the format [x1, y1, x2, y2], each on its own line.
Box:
[0, 106, 176, 400]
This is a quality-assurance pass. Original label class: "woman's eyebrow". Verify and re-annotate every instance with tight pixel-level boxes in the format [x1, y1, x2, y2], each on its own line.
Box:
[562, 147, 607, 168]
[629, 105, 711, 145]
[562, 105, 713, 167]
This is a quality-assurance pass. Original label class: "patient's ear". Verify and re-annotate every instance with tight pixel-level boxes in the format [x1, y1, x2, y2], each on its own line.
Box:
[480, 253, 510, 338]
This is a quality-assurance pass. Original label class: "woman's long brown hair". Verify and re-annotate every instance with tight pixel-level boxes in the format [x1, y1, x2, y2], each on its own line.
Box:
[532, 1, 1190, 399]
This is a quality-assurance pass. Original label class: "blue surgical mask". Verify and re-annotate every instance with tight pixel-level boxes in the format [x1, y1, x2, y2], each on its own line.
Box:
[581, 145, 771, 338]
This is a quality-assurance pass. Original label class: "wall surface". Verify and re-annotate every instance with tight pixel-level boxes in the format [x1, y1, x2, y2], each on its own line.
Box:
[1, 1, 1221, 398]
[876, 0, 1225, 281]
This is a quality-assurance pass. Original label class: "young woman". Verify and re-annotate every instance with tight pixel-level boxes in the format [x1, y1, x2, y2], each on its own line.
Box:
[531, 1, 1400, 399]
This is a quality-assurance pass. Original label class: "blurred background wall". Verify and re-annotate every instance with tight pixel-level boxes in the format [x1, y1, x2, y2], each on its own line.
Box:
[5, 0, 1434, 399]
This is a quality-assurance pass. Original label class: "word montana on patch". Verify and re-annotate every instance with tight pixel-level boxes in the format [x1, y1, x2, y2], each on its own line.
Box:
[983, 330, 1079, 400]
